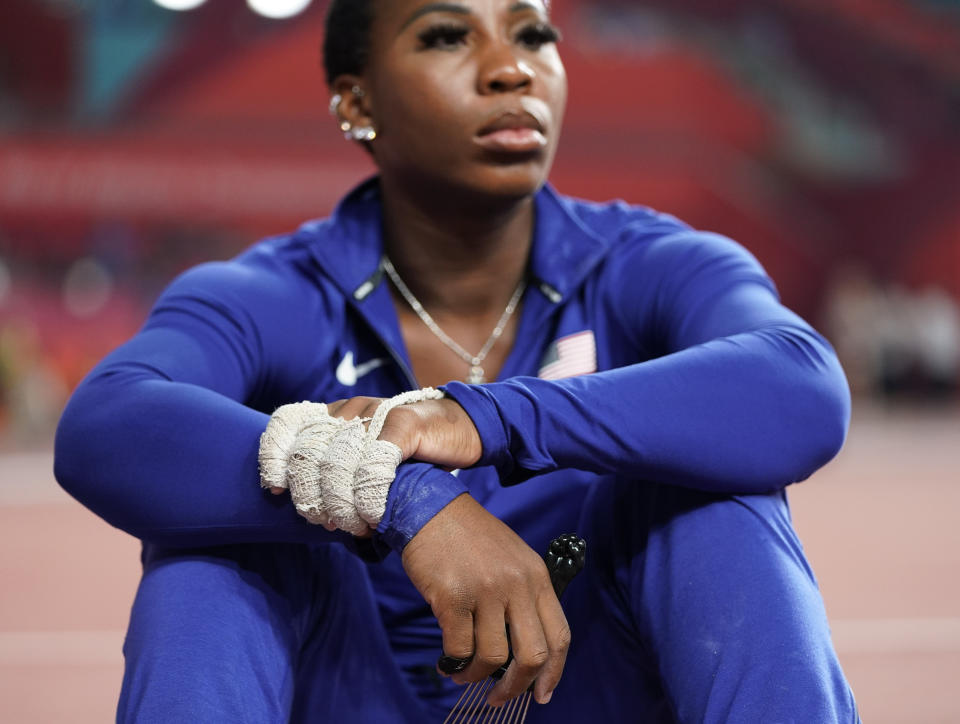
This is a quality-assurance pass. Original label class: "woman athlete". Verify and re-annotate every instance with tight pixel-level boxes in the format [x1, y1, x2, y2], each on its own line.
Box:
[55, 0, 860, 721]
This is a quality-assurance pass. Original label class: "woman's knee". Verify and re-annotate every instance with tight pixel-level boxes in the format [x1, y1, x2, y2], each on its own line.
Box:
[119, 542, 380, 723]
[572, 483, 858, 722]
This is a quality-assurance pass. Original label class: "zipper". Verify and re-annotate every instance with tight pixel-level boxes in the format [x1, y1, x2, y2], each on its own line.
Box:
[374, 328, 420, 391]
[348, 284, 420, 393]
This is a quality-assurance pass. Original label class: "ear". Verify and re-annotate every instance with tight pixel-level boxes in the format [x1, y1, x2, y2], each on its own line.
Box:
[331, 75, 374, 133]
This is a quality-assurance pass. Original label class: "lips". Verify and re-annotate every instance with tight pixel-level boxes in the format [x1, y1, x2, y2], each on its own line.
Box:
[478, 111, 544, 137]
[475, 110, 548, 154]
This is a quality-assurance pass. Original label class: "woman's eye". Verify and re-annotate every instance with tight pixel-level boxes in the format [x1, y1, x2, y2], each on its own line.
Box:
[418, 24, 470, 50]
[515, 22, 562, 50]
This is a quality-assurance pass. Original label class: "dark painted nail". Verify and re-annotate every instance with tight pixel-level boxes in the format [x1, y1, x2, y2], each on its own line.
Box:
[437, 655, 471, 675]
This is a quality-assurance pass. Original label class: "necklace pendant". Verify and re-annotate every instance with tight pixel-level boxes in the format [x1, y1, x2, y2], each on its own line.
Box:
[467, 366, 485, 384]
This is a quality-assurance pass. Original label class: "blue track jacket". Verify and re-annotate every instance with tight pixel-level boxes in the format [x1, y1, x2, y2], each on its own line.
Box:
[54, 178, 851, 557]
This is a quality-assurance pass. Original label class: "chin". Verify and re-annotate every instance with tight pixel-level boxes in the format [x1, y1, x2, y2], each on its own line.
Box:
[467, 159, 552, 201]
[380, 152, 552, 210]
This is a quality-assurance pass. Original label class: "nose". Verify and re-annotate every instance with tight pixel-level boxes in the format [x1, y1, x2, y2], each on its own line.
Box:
[478, 43, 534, 94]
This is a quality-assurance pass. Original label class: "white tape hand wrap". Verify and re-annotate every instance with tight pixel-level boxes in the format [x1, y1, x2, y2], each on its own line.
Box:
[258, 388, 445, 535]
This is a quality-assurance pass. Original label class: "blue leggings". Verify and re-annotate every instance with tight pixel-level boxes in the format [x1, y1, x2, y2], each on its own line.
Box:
[118, 479, 860, 722]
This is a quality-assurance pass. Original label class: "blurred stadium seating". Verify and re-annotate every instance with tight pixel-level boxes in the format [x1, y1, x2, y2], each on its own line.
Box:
[2, 1, 959, 443]
[2, 0, 959, 444]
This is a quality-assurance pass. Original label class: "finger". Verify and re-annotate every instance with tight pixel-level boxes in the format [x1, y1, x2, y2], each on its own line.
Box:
[377, 399, 482, 469]
[353, 438, 403, 527]
[316, 419, 368, 534]
[285, 436, 330, 528]
[324, 399, 346, 416]
[259, 401, 326, 491]
[327, 397, 378, 423]
[486, 601, 548, 706]
[531, 592, 571, 705]
[462, 603, 509, 684]
[375, 405, 421, 460]
[436, 604, 475, 680]
[269, 486, 286, 495]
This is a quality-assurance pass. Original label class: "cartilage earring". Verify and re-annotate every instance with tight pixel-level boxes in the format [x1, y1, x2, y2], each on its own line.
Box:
[328, 94, 342, 116]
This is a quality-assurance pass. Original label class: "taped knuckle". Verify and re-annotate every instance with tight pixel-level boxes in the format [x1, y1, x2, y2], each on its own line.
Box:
[286, 453, 321, 503]
[353, 440, 399, 526]
[259, 402, 321, 488]
[294, 500, 329, 527]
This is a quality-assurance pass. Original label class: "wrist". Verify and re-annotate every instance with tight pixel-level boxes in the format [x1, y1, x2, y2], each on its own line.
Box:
[440, 381, 511, 471]
[375, 462, 469, 552]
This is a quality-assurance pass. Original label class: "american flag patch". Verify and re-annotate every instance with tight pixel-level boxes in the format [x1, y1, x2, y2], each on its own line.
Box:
[537, 331, 597, 380]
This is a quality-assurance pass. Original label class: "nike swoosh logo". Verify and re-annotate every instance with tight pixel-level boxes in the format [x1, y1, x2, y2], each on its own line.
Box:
[336, 351, 388, 386]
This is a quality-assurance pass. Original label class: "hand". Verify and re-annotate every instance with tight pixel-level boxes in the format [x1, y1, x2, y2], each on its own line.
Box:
[326, 395, 483, 470]
[265, 395, 482, 497]
[401, 493, 571, 707]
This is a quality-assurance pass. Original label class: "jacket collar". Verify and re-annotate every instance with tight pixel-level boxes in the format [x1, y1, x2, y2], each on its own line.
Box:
[300, 176, 610, 305]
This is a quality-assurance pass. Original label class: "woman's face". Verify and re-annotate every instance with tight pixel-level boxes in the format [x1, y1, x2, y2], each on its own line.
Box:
[357, 0, 567, 201]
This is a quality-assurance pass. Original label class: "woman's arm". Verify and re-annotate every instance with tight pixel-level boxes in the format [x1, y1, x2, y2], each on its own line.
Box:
[54, 255, 564, 703]
[395, 232, 850, 493]
[53, 259, 466, 549]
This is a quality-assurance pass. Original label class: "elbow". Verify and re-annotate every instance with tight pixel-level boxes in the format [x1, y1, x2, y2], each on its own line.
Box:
[822, 369, 851, 462]
[53, 388, 130, 534]
[53, 396, 94, 509]
[789, 355, 852, 484]
[737, 346, 851, 492]
[54, 413, 149, 541]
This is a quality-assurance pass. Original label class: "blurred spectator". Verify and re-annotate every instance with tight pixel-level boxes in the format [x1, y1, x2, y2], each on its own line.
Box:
[913, 287, 960, 397]
[825, 266, 960, 402]
[0, 320, 68, 448]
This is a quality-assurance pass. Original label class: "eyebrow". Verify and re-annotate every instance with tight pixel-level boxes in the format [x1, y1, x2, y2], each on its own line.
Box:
[400, 3, 470, 31]
[400, 1, 546, 32]
[509, 2, 544, 12]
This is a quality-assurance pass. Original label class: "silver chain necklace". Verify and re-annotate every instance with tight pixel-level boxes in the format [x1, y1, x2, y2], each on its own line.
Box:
[382, 257, 526, 384]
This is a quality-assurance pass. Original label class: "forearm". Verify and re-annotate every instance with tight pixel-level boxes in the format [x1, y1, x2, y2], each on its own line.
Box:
[444, 323, 850, 492]
[54, 367, 327, 546]
[55, 367, 466, 551]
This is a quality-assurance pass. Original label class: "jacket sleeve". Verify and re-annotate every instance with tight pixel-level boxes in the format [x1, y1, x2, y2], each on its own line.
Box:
[442, 231, 851, 493]
[53, 259, 464, 552]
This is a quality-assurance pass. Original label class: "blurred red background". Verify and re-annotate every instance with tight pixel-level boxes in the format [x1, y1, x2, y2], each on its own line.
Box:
[1, 3, 959, 723]
[2, 0, 959, 444]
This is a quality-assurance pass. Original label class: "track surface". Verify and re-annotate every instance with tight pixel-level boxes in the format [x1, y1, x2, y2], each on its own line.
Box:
[1, 402, 957, 722]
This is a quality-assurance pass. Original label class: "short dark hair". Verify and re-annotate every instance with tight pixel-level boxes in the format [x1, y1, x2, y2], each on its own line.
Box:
[323, 0, 377, 87]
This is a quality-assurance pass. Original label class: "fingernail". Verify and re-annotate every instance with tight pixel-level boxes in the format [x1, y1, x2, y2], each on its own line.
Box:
[540, 690, 553, 705]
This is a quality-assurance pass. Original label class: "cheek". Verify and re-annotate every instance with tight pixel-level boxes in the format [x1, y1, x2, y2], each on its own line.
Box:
[542, 55, 568, 118]
[374, 65, 468, 142]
